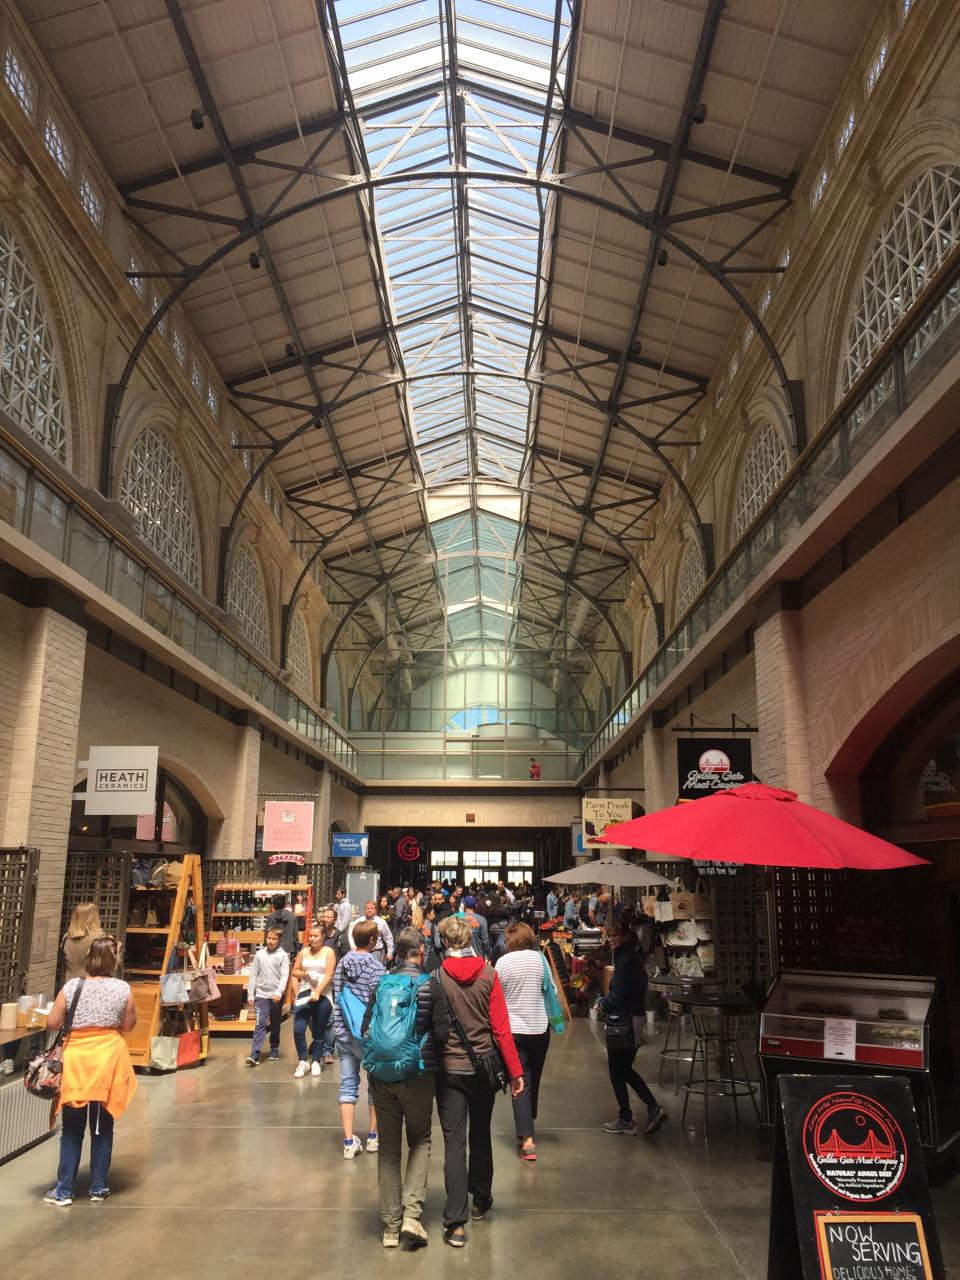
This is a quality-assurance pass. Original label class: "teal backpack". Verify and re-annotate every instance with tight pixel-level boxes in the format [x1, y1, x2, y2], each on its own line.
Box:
[361, 971, 430, 1082]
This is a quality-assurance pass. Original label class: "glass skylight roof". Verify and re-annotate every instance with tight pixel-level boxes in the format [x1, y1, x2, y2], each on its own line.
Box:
[332, 0, 573, 642]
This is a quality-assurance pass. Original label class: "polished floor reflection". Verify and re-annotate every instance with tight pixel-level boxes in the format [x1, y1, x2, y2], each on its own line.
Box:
[1, 1022, 957, 1279]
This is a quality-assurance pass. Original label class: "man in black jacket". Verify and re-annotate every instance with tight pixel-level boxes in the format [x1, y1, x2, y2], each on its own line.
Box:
[364, 926, 449, 1251]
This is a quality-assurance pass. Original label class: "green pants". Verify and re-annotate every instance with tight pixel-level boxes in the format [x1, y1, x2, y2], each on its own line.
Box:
[369, 1073, 436, 1231]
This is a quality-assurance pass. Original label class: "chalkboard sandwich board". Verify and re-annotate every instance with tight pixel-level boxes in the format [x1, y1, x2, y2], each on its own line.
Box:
[768, 1076, 945, 1280]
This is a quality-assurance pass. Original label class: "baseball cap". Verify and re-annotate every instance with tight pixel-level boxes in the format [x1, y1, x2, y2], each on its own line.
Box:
[463, 895, 476, 908]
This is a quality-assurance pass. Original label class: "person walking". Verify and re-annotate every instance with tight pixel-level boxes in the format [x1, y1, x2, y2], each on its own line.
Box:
[599, 921, 667, 1136]
[333, 920, 384, 1158]
[363, 926, 449, 1250]
[245, 927, 290, 1066]
[317, 905, 348, 1066]
[334, 886, 352, 933]
[289, 925, 336, 1078]
[563, 891, 582, 931]
[495, 921, 553, 1161]
[460, 896, 490, 957]
[61, 902, 105, 982]
[263, 893, 299, 957]
[44, 935, 137, 1205]
[434, 916, 523, 1248]
[349, 900, 394, 963]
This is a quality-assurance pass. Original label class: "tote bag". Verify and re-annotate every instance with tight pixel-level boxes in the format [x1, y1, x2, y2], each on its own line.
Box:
[541, 953, 566, 1034]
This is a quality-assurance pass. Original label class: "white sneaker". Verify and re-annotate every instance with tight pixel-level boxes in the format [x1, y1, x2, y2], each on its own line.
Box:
[366, 1132, 379, 1152]
[310, 1060, 322, 1077]
[382, 1232, 400, 1249]
[293, 1061, 309, 1078]
[343, 1136, 362, 1160]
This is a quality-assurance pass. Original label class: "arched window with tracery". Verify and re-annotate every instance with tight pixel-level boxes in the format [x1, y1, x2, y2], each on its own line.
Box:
[733, 422, 790, 539]
[841, 165, 960, 393]
[227, 543, 270, 655]
[639, 608, 659, 667]
[0, 218, 68, 462]
[674, 541, 705, 624]
[119, 426, 201, 588]
[286, 611, 313, 697]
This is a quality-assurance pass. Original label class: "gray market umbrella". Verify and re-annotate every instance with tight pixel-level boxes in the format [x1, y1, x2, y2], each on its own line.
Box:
[545, 856, 675, 888]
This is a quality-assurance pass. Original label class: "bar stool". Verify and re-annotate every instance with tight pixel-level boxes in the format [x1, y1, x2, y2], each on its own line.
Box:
[657, 998, 696, 1094]
[651, 978, 719, 1093]
[679, 994, 760, 1136]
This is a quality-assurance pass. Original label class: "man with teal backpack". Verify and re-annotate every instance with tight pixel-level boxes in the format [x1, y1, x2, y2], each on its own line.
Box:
[361, 926, 449, 1251]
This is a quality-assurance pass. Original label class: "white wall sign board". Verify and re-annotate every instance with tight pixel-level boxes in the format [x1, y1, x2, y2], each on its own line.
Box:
[83, 746, 159, 815]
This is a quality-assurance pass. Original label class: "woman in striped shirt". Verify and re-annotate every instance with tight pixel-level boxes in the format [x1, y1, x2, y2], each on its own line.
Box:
[495, 922, 554, 1161]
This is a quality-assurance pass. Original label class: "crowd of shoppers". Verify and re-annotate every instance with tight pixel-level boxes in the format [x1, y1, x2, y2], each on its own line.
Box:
[46, 877, 668, 1243]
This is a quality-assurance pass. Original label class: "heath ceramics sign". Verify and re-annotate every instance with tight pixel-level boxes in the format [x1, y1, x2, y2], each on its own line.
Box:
[83, 746, 159, 816]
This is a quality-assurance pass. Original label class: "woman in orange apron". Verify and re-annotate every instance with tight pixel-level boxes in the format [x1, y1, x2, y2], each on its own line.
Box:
[44, 935, 137, 1206]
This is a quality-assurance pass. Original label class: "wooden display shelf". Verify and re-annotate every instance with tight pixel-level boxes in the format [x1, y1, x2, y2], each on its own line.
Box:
[208, 930, 263, 941]
[121, 854, 208, 1070]
[211, 911, 269, 918]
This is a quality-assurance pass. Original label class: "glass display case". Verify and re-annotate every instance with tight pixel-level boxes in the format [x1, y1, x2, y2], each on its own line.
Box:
[758, 970, 956, 1156]
[760, 970, 933, 1069]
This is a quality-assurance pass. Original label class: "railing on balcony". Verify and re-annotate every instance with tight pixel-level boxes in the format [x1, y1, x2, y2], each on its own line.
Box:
[579, 250, 960, 775]
[0, 437, 360, 777]
[353, 741, 581, 782]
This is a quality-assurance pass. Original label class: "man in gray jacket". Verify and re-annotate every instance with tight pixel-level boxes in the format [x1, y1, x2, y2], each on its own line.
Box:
[364, 926, 449, 1251]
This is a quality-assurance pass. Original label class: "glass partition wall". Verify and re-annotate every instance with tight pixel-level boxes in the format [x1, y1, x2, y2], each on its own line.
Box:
[342, 534, 624, 781]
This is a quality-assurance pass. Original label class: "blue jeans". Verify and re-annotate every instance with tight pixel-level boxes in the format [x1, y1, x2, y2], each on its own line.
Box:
[55, 1102, 114, 1198]
[338, 1041, 362, 1104]
[293, 998, 331, 1062]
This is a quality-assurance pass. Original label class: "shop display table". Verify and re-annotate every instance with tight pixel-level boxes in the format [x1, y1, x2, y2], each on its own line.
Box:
[674, 991, 760, 1134]
[0, 1025, 54, 1166]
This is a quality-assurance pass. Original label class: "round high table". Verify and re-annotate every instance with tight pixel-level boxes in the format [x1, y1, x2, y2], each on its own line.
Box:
[671, 990, 760, 1135]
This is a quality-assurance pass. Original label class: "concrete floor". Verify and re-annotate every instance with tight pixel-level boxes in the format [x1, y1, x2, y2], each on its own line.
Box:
[1, 1022, 957, 1279]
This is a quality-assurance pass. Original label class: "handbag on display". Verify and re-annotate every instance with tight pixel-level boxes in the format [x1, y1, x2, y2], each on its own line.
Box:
[176, 1030, 202, 1067]
[696, 942, 716, 973]
[187, 945, 220, 1003]
[149, 1036, 179, 1072]
[540, 953, 566, 1035]
[640, 895, 657, 920]
[654, 885, 675, 923]
[670, 952, 705, 980]
[145, 903, 159, 927]
[23, 980, 84, 1099]
[690, 878, 712, 918]
[162, 860, 185, 890]
[669, 881, 695, 920]
[695, 919, 713, 941]
[665, 920, 699, 947]
[128, 903, 146, 928]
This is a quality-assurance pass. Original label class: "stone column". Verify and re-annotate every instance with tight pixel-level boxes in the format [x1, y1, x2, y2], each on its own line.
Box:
[2, 584, 87, 994]
[212, 713, 261, 857]
[642, 720, 672, 812]
[753, 585, 812, 800]
[310, 767, 332, 863]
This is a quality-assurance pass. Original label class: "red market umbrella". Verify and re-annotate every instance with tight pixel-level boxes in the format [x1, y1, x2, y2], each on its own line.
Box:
[595, 782, 928, 871]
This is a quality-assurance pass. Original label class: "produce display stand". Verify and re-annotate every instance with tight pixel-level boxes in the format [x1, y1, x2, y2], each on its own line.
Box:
[206, 882, 314, 1035]
[121, 854, 208, 1069]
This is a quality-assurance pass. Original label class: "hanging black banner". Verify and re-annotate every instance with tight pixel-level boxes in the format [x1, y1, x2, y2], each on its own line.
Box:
[676, 736, 753, 802]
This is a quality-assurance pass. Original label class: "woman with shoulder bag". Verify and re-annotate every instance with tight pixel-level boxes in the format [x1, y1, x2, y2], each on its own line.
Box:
[598, 921, 667, 1138]
[44, 935, 137, 1205]
[434, 916, 523, 1248]
[495, 921, 555, 1162]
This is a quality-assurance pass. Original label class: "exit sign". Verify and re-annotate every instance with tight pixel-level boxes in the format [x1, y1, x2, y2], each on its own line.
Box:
[466, 813, 476, 822]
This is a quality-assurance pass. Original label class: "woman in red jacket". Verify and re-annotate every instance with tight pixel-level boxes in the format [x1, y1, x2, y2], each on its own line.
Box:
[435, 915, 523, 1248]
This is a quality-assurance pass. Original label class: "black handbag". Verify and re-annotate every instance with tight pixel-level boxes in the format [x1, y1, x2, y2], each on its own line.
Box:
[434, 973, 508, 1093]
[604, 1010, 636, 1050]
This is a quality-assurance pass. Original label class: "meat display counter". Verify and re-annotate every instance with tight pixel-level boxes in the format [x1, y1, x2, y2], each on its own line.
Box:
[757, 970, 957, 1158]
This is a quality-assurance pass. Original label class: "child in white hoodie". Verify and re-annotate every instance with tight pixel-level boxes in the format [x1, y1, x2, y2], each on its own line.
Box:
[245, 928, 290, 1066]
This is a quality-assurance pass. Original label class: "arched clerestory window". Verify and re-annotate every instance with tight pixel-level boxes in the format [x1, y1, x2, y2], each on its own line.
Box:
[674, 541, 705, 624]
[286, 611, 313, 697]
[0, 217, 69, 463]
[119, 426, 201, 589]
[733, 422, 790, 539]
[639, 608, 659, 667]
[841, 165, 960, 394]
[227, 543, 270, 656]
